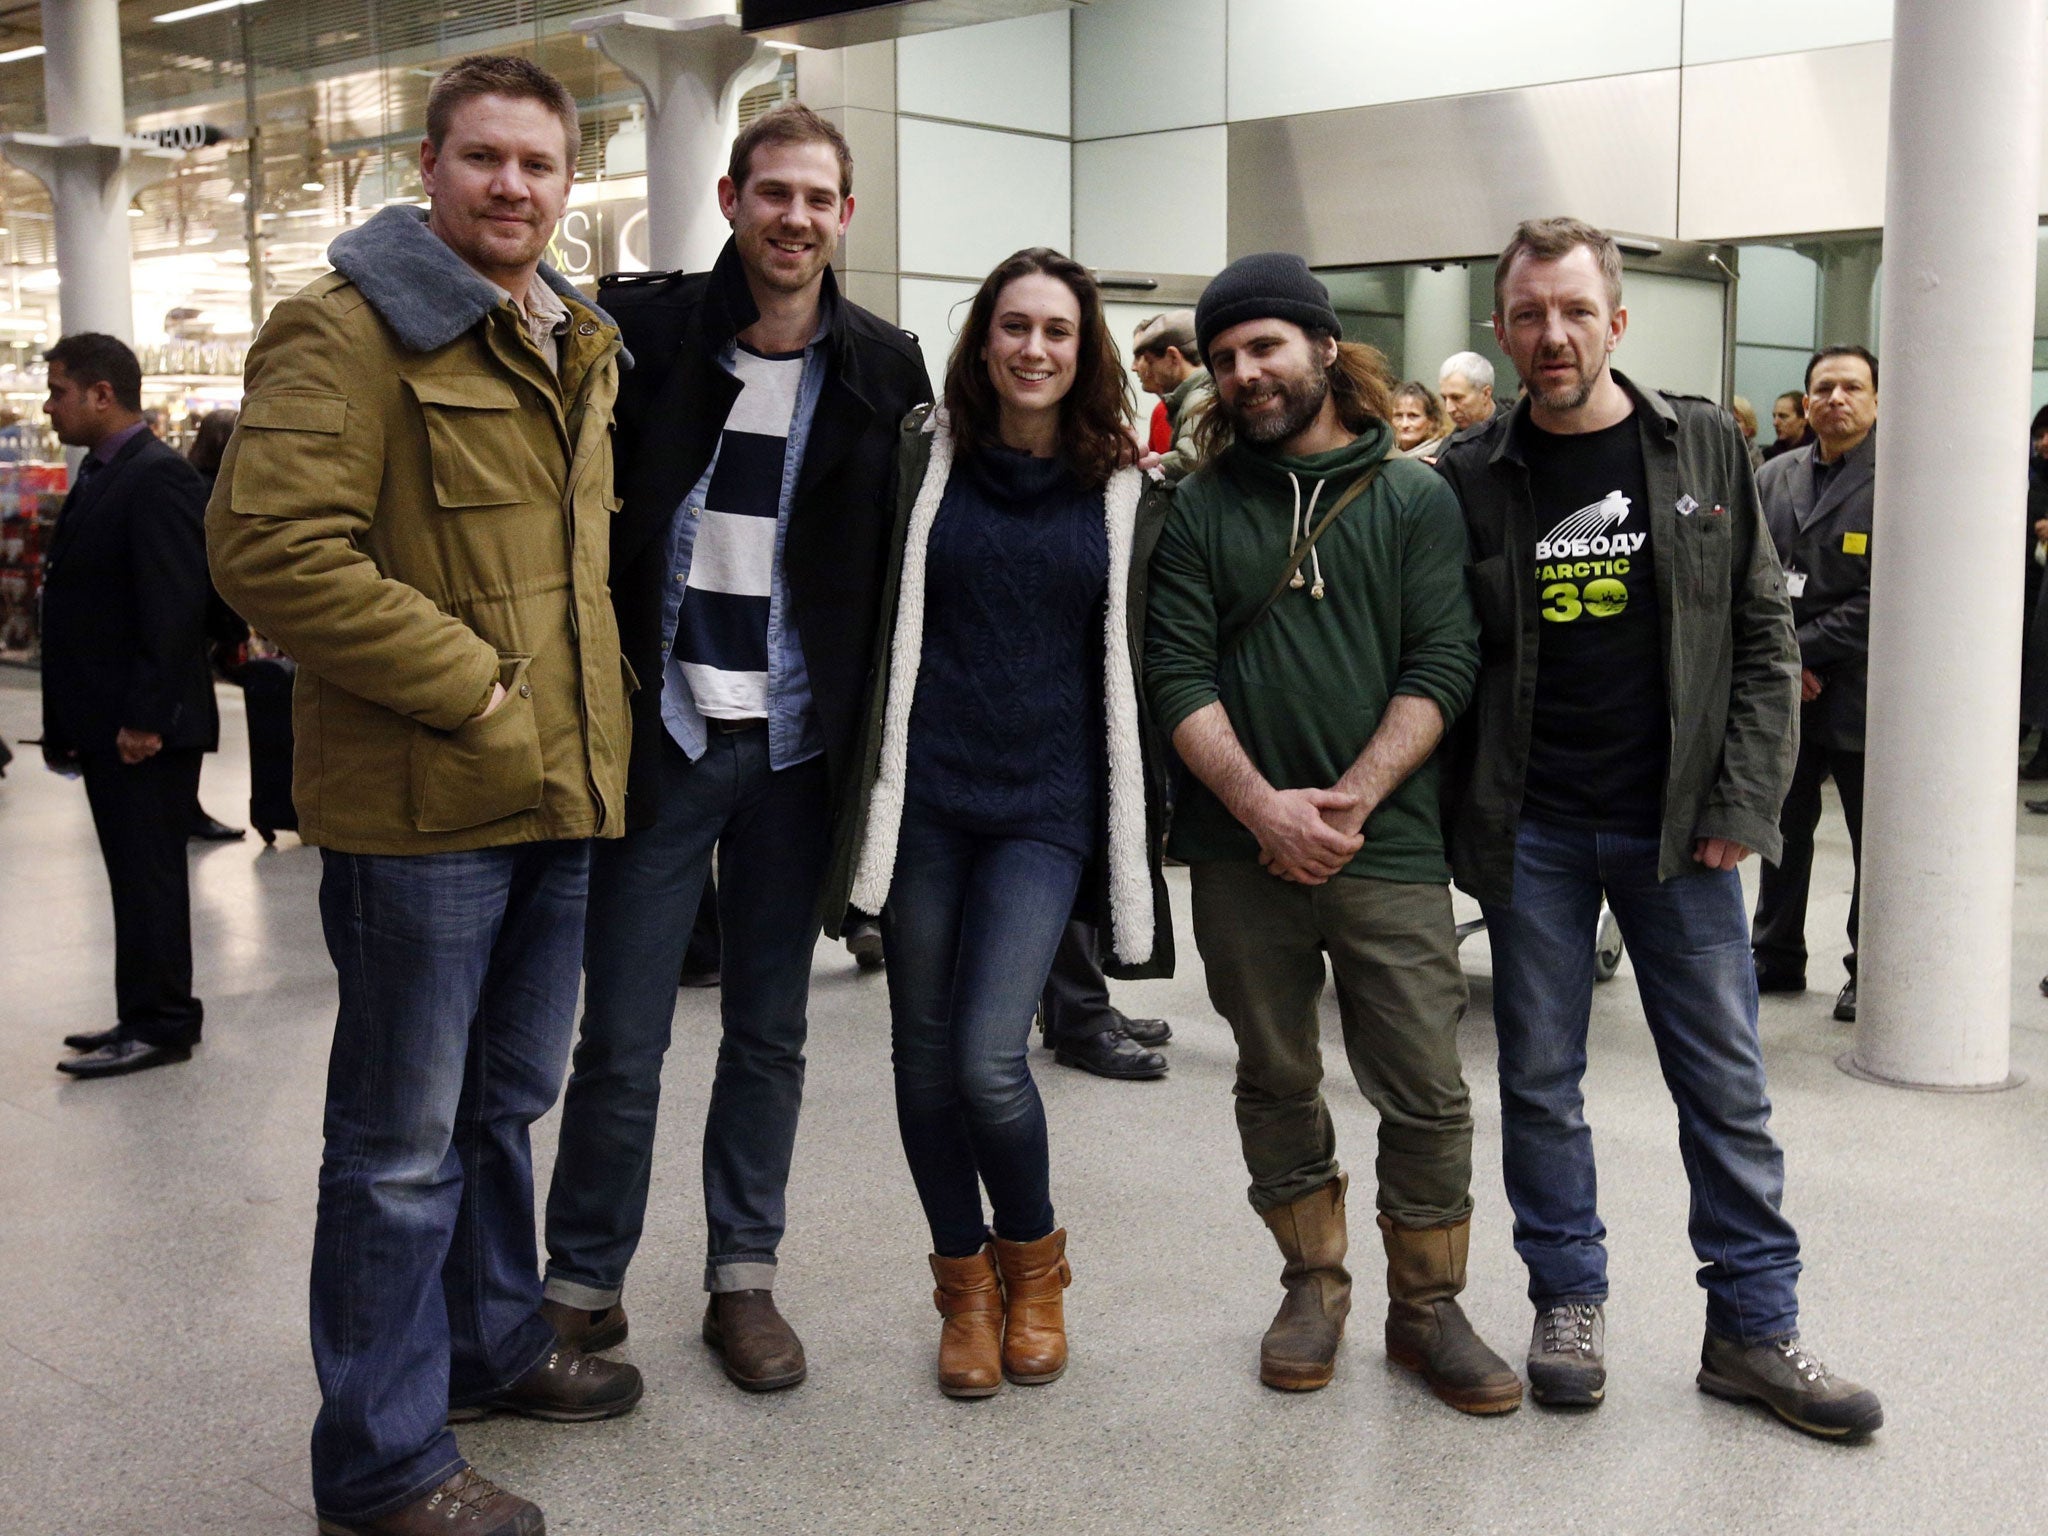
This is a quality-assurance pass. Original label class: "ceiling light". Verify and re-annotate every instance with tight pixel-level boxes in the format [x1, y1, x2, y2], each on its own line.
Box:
[301, 180, 324, 192]
[227, 190, 246, 203]
[153, 0, 260, 23]
[127, 207, 144, 217]
[0, 44, 46, 63]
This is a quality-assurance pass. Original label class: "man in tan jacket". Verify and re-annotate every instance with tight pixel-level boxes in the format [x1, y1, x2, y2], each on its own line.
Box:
[207, 56, 636, 1536]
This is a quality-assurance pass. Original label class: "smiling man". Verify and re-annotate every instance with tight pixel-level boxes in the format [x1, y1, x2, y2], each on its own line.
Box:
[539, 104, 930, 1394]
[1146, 253, 1518, 1415]
[1434, 216, 1881, 1441]
[207, 54, 636, 1536]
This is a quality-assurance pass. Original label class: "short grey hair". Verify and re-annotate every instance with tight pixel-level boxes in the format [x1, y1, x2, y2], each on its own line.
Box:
[1440, 351, 1494, 391]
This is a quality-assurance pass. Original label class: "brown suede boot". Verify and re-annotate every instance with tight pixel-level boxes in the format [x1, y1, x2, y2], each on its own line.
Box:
[991, 1229, 1070, 1385]
[540, 1297, 628, 1354]
[1257, 1173, 1352, 1391]
[929, 1246, 1004, 1399]
[1378, 1213, 1523, 1415]
[702, 1290, 807, 1391]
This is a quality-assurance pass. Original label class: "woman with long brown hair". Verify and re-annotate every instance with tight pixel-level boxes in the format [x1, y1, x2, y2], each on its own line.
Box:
[821, 247, 1173, 1398]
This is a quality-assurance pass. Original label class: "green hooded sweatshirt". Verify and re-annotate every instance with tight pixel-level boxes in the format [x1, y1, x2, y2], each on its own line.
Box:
[1144, 419, 1479, 882]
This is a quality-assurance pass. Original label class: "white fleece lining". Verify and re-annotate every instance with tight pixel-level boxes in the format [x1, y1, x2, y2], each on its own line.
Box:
[850, 416, 1155, 965]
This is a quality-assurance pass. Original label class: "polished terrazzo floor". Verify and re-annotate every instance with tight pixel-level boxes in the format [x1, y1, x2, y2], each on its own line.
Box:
[2, 669, 2044, 1534]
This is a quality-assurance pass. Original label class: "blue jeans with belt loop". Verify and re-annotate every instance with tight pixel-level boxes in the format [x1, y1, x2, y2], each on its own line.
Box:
[309, 839, 590, 1524]
[1480, 817, 1802, 1345]
[882, 806, 1084, 1258]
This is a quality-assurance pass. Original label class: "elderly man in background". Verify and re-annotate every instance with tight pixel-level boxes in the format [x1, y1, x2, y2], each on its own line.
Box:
[1438, 350, 1500, 433]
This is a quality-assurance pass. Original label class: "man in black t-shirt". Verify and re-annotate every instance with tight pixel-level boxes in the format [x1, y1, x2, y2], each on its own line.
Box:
[1435, 217, 1882, 1443]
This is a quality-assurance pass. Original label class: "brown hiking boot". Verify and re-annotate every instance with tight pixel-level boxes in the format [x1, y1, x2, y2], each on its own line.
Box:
[539, 1297, 628, 1353]
[992, 1228, 1071, 1385]
[1257, 1174, 1352, 1391]
[1379, 1213, 1522, 1415]
[316, 1468, 542, 1535]
[446, 1343, 643, 1424]
[702, 1289, 807, 1391]
[929, 1245, 1005, 1398]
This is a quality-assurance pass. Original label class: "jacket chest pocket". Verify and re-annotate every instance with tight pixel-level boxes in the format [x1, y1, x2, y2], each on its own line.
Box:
[405, 374, 539, 510]
[1677, 511, 1732, 600]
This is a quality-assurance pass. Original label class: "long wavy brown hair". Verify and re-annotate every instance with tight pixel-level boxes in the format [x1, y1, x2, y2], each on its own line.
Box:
[1192, 329, 1396, 465]
[942, 247, 1134, 488]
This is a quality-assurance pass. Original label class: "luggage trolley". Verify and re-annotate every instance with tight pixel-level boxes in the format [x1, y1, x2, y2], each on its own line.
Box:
[1455, 903, 1625, 983]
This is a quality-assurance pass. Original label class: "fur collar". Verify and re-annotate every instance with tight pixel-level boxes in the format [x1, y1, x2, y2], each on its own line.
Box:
[327, 206, 618, 355]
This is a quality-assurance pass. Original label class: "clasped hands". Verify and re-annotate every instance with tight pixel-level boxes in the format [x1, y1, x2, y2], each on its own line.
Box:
[1249, 784, 1370, 885]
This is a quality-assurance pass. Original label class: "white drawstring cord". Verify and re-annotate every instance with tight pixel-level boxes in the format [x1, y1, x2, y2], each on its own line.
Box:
[1287, 473, 1329, 600]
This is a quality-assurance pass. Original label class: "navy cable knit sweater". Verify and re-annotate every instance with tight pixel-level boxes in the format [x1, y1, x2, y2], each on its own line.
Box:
[906, 444, 1108, 856]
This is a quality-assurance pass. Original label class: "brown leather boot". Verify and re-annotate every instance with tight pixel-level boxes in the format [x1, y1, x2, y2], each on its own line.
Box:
[1257, 1173, 1352, 1391]
[315, 1467, 542, 1535]
[702, 1289, 807, 1391]
[929, 1245, 1004, 1398]
[1379, 1212, 1523, 1415]
[539, 1297, 628, 1353]
[991, 1228, 1070, 1385]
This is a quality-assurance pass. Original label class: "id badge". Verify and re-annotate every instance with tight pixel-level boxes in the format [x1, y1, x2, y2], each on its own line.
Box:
[1785, 570, 1808, 599]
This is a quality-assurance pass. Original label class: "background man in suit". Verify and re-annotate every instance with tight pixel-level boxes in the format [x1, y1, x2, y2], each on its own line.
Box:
[1751, 345, 1879, 1023]
[39, 333, 216, 1079]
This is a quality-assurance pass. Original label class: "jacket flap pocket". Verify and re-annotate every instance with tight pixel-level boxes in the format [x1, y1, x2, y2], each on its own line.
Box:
[405, 375, 521, 411]
[241, 392, 346, 434]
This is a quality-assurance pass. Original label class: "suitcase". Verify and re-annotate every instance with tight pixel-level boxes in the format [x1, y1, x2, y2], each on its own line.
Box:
[239, 656, 298, 844]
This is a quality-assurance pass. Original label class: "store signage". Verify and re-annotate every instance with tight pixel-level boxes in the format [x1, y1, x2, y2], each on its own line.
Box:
[136, 123, 225, 151]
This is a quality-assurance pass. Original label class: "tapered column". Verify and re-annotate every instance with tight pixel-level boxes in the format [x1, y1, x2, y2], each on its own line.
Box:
[573, 3, 785, 274]
[1402, 263, 1470, 386]
[0, 0, 178, 342]
[1849, 0, 2042, 1090]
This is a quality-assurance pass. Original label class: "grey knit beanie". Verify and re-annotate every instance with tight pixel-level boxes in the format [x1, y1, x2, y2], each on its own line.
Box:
[1195, 252, 1341, 361]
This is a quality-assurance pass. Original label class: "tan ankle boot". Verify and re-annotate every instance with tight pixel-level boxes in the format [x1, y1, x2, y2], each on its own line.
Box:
[1378, 1213, 1523, 1415]
[1258, 1173, 1352, 1390]
[929, 1246, 1004, 1399]
[991, 1229, 1070, 1385]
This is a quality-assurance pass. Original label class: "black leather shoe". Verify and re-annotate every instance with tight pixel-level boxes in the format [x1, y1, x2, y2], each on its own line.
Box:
[62, 1026, 125, 1053]
[56, 1038, 191, 1078]
[189, 811, 247, 841]
[846, 919, 885, 973]
[1113, 1013, 1173, 1047]
[1754, 965, 1806, 994]
[1832, 978, 1857, 1023]
[1053, 1028, 1167, 1080]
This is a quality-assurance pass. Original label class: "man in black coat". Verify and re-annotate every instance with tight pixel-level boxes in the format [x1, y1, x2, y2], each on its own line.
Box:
[39, 333, 217, 1078]
[1751, 345, 1878, 1023]
[540, 106, 931, 1388]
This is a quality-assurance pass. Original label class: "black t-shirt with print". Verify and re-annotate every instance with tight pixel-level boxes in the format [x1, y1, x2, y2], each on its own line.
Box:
[1520, 413, 1670, 832]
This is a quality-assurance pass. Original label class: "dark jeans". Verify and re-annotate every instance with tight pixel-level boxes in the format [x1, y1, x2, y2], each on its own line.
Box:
[80, 747, 204, 1047]
[882, 808, 1082, 1258]
[1481, 818, 1802, 1345]
[1189, 861, 1475, 1225]
[1752, 737, 1865, 980]
[309, 840, 590, 1523]
[1039, 920, 1118, 1044]
[546, 728, 830, 1302]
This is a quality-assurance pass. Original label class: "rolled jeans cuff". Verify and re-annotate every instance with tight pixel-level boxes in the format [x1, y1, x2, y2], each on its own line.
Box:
[706, 1260, 778, 1293]
[542, 1274, 621, 1311]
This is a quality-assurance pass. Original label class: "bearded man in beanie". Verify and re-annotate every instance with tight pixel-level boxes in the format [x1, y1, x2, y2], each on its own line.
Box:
[1145, 252, 1519, 1413]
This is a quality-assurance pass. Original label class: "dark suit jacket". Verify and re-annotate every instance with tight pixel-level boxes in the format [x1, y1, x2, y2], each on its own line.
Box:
[1755, 429, 1875, 751]
[40, 429, 218, 758]
[597, 242, 932, 829]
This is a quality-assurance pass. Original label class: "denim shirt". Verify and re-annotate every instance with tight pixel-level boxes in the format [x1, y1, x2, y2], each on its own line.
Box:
[659, 325, 830, 770]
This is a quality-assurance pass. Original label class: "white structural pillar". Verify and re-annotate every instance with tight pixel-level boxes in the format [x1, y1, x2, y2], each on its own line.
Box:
[1403, 263, 1471, 385]
[1817, 242, 1881, 352]
[0, 0, 178, 342]
[1850, 0, 2042, 1090]
[572, 3, 785, 274]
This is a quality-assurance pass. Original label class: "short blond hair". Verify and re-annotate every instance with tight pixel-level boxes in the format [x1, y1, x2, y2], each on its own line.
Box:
[1494, 216, 1623, 315]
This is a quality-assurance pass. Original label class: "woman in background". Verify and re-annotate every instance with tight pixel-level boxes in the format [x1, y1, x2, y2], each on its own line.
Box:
[1391, 379, 1453, 460]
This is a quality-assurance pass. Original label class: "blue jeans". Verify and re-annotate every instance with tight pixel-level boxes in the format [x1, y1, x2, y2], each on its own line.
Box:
[545, 728, 829, 1301]
[882, 808, 1082, 1258]
[1480, 818, 1802, 1345]
[309, 840, 590, 1523]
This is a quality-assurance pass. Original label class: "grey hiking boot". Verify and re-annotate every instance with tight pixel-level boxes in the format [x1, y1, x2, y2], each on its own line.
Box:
[1528, 1301, 1606, 1406]
[1697, 1330, 1883, 1440]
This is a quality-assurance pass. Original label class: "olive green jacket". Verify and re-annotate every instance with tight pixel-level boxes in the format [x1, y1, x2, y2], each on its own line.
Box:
[205, 207, 632, 855]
